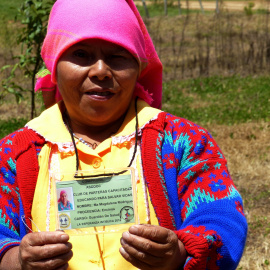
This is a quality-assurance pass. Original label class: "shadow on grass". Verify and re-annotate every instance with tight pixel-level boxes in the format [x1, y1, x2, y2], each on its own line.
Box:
[0, 118, 27, 139]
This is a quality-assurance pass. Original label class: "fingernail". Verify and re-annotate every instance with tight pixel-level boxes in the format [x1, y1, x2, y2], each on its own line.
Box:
[61, 234, 69, 241]
[120, 238, 127, 245]
[129, 226, 138, 234]
[122, 231, 130, 240]
[119, 247, 126, 254]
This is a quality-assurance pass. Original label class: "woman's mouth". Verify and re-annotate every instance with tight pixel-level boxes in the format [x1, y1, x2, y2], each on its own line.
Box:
[85, 90, 114, 100]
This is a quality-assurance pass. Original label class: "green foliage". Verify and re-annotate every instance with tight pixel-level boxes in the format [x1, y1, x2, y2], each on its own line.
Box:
[244, 2, 255, 16]
[0, 0, 54, 118]
[162, 75, 270, 125]
[0, 118, 28, 139]
[1, 64, 25, 103]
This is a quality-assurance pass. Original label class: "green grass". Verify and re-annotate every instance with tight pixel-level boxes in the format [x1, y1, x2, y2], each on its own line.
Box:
[0, 0, 53, 20]
[136, 4, 204, 17]
[0, 0, 24, 20]
[162, 75, 270, 125]
[0, 0, 200, 20]
[0, 118, 28, 139]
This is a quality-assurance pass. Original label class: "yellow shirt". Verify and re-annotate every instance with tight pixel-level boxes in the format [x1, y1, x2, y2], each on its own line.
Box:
[27, 99, 161, 270]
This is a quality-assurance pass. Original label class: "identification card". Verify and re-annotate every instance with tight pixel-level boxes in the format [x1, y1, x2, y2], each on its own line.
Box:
[53, 168, 138, 235]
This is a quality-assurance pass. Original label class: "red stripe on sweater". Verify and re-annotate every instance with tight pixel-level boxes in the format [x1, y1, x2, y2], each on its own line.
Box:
[15, 128, 45, 230]
[141, 113, 176, 230]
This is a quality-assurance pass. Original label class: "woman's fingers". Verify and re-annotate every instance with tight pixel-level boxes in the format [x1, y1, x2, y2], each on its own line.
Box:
[129, 224, 176, 244]
[20, 231, 71, 260]
[24, 231, 70, 246]
[120, 237, 165, 267]
[25, 250, 73, 270]
[21, 242, 72, 262]
[122, 225, 178, 256]
[19, 231, 73, 270]
[121, 231, 169, 258]
[119, 245, 153, 270]
[120, 225, 187, 270]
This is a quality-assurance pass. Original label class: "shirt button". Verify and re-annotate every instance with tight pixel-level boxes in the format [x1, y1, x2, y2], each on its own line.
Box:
[92, 158, 102, 169]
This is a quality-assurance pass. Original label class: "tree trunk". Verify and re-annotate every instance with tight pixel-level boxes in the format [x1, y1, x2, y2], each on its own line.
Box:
[31, 45, 41, 119]
[186, 0, 190, 14]
[142, 0, 150, 18]
[178, 0, 181, 15]
[198, 0, 204, 14]
[216, 0, 219, 13]
[164, 0, 168, 16]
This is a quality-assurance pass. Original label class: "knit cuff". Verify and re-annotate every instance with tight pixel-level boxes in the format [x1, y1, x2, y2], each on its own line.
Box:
[175, 229, 211, 270]
[0, 238, 21, 260]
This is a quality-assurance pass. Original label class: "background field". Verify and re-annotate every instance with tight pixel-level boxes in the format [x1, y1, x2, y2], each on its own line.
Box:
[0, 1, 270, 269]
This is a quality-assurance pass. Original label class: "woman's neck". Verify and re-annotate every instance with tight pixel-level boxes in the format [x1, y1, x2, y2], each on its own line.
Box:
[65, 112, 126, 144]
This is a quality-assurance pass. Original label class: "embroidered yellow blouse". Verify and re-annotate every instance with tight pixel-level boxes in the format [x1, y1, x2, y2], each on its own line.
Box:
[27, 99, 161, 270]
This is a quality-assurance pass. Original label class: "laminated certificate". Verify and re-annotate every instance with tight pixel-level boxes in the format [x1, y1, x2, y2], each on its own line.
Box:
[53, 168, 138, 235]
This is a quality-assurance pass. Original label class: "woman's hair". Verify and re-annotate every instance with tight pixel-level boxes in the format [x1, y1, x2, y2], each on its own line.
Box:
[38, 0, 163, 108]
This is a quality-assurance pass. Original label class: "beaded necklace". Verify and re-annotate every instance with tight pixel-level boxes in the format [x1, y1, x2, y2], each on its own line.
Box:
[73, 134, 98, 150]
[64, 97, 139, 178]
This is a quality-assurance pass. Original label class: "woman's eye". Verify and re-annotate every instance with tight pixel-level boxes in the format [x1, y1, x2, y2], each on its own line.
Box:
[73, 50, 87, 58]
[110, 54, 125, 60]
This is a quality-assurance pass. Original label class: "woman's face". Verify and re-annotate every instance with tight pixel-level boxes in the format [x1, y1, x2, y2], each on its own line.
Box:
[57, 39, 139, 128]
[60, 192, 67, 204]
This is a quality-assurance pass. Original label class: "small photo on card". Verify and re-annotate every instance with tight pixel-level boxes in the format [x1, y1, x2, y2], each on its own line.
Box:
[57, 187, 75, 212]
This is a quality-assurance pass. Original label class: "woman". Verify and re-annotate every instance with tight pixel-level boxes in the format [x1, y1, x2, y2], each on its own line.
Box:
[58, 190, 73, 211]
[0, 0, 247, 269]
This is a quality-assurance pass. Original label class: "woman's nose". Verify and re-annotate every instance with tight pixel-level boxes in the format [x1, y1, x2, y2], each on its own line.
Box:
[88, 59, 112, 80]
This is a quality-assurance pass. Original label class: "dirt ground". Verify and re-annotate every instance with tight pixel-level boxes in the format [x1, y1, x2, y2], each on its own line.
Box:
[206, 121, 270, 269]
[181, 1, 269, 11]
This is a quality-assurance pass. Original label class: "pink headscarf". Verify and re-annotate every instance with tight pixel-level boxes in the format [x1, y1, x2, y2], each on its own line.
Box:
[58, 190, 67, 203]
[36, 0, 162, 108]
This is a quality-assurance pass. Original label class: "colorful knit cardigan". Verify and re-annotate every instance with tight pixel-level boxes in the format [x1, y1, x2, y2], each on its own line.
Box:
[0, 112, 247, 269]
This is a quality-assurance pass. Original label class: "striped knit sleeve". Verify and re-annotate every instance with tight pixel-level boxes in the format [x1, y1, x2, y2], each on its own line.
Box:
[162, 114, 247, 270]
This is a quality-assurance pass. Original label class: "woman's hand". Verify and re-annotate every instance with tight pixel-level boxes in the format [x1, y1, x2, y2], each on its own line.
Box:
[19, 231, 73, 269]
[1, 231, 73, 270]
[120, 224, 187, 270]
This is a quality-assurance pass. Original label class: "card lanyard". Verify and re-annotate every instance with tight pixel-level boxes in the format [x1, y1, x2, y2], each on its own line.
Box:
[64, 97, 139, 178]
